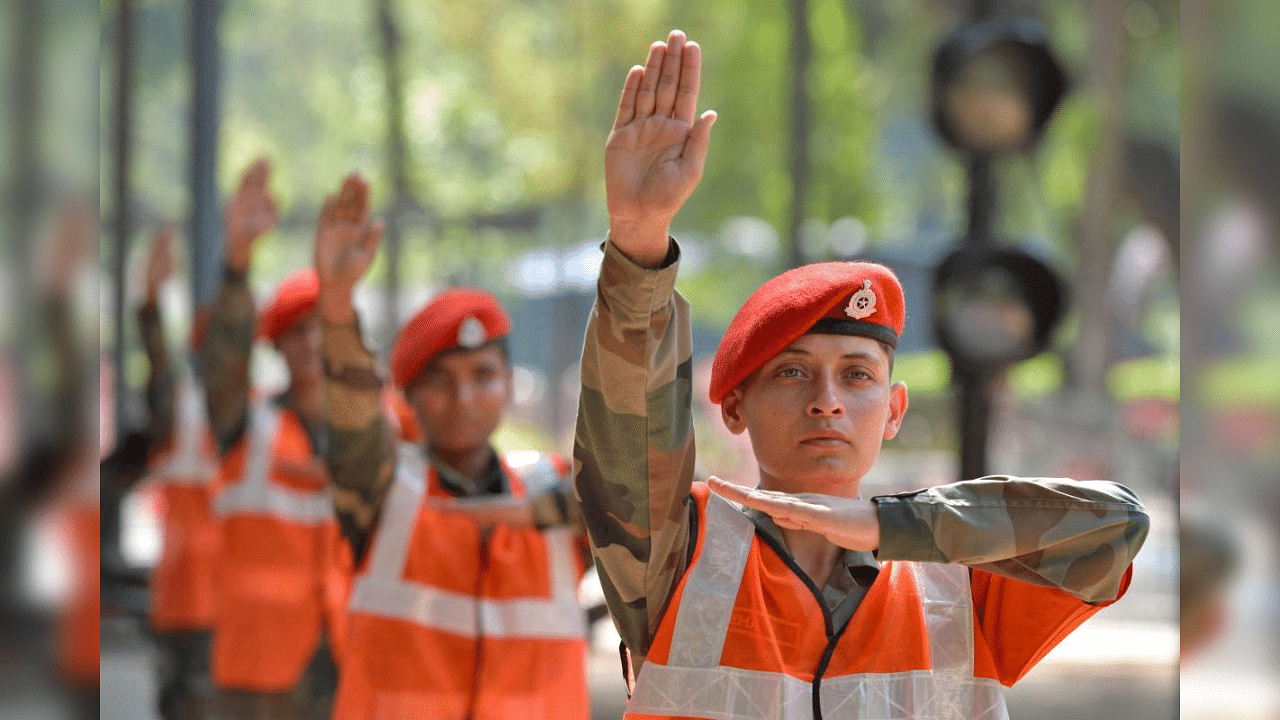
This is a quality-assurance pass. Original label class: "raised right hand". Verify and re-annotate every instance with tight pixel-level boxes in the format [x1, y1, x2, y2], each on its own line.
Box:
[143, 224, 176, 306]
[605, 29, 716, 268]
[223, 158, 279, 272]
[314, 173, 384, 325]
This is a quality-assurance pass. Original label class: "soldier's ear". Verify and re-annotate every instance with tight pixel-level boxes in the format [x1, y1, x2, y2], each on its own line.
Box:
[883, 381, 908, 440]
[720, 387, 748, 435]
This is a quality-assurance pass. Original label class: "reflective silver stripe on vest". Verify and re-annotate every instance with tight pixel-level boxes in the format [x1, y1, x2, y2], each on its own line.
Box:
[150, 380, 219, 485]
[213, 404, 334, 525]
[668, 491, 756, 667]
[631, 665, 1008, 720]
[627, 488, 1010, 720]
[347, 446, 587, 641]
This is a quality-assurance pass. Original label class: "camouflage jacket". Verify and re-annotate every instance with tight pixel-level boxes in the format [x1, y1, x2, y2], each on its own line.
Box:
[573, 238, 1150, 667]
[200, 269, 324, 455]
[1, 294, 87, 509]
[137, 302, 175, 453]
[200, 268, 255, 455]
[320, 317, 583, 565]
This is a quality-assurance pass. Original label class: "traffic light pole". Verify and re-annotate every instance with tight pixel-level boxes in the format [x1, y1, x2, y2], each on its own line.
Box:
[957, 154, 996, 481]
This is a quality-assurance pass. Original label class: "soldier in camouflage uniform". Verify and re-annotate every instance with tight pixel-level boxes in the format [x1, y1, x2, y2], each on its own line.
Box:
[314, 172, 591, 719]
[202, 160, 340, 719]
[574, 30, 1150, 720]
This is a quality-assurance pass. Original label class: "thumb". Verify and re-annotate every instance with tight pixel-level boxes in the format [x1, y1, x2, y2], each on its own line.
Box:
[682, 110, 717, 178]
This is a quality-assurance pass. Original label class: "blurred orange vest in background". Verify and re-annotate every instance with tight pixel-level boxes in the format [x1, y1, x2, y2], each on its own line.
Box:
[209, 401, 346, 692]
[334, 449, 589, 720]
[145, 379, 221, 631]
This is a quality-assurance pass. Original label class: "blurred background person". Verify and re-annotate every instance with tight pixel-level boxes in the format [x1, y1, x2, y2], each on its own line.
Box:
[130, 225, 222, 719]
[200, 159, 344, 719]
[315, 172, 591, 720]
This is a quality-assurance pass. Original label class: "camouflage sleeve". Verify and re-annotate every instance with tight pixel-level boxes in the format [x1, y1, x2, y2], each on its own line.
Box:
[321, 317, 396, 564]
[137, 302, 175, 452]
[573, 237, 695, 664]
[201, 268, 253, 453]
[4, 293, 87, 508]
[874, 477, 1150, 603]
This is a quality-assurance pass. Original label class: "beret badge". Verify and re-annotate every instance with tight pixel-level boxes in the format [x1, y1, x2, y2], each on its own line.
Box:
[457, 315, 487, 349]
[844, 279, 877, 320]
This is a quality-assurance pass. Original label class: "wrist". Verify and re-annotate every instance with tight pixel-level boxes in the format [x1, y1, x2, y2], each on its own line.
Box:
[320, 294, 357, 325]
[607, 218, 672, 269]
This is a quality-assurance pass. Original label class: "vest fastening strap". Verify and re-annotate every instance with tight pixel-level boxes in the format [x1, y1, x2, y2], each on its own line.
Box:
[348, 447, 586, 641]
[213, 404, 333, 525]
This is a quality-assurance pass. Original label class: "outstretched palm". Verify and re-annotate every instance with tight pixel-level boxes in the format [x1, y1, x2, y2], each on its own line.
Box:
[605, 30, 716, 264]
[314, 173, 383, 323]
[708, 477, 881, 552]
[144, 224, 176, 304]
[224, 158, 279, 271]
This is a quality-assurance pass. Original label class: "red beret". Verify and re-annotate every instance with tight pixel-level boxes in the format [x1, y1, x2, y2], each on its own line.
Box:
[257, 268, 319, 341]
[708, 261, 905, 404]
[391, 288, 512, 388]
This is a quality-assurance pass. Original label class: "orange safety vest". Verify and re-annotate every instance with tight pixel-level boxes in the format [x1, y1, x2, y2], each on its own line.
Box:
[333, 446, 590, 720]
[58, 481, 100, 687]
[625, 482, 1132, 720]
[209, 401, 344, 692]
[145, 379, 221, 631]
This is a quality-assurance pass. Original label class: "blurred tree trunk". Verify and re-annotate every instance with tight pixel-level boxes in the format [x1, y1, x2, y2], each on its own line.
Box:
[112, 0, 134, 430]
[190, 0, 223, 308]
[376, 0, 408, 345]
[1067, 0, 1127, 396]
[786, 0, 811, 270]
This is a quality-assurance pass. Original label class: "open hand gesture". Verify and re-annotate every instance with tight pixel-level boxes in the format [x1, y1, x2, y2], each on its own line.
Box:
[41, 199, 94, 295]
[605, 29, 716, 267]
[223, 158, 279, 272]
[143, 224, 176, 305]
[708, 477, 881, 552]
[314, 173, 384, 324]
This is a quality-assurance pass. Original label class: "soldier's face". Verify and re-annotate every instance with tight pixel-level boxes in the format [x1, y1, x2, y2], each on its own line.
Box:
[275, 313, 322, 385]
[407, 343, 512, 453]
[720, 333, 907, 496]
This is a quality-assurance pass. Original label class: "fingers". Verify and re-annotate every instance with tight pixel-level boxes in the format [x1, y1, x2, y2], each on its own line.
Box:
[673, 41, 702, 124]
[240, 157, 270, 191]
[635, 41, 665, 118]
[682, 110, 717, 177]
[364, 219, 385, 254]
[654, 29, 686, 118]
[337, 172, 371, 222]
[613, 65, 645, 129]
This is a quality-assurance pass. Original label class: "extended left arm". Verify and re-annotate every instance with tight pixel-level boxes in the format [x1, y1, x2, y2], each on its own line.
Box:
[875, 476, 1149, 603]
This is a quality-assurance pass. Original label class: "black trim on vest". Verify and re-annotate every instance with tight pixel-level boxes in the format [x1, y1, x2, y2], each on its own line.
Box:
[752, 516, 853, 720]
[812, 618, 854, 720]
[806, 316, 899, 349]
[751, 521, 834, 638]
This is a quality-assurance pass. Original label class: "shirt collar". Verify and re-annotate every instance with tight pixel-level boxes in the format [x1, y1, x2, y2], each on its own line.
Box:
[428, 447, 507, 497]
[743, 507, 881, 575]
